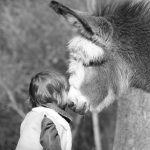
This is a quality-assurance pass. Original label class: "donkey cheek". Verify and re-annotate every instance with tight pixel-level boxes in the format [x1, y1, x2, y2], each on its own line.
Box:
[80, 81, 108, 108]
[80, 68, 109, 107]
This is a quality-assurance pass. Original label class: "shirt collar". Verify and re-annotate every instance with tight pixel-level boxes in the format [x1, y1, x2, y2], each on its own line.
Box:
[42, 103, 72, 123]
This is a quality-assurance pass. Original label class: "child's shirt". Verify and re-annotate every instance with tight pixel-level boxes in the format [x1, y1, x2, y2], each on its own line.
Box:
[15, 103, 72, 150]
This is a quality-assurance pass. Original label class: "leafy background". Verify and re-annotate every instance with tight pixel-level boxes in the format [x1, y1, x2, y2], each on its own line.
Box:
[0, 0, 117, 150]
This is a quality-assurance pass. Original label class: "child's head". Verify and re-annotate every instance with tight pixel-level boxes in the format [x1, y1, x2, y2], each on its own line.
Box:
[29, 71, 68, 109]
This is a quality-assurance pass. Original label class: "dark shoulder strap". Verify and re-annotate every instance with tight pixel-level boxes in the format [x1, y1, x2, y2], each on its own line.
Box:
[40, 115, 62, 150]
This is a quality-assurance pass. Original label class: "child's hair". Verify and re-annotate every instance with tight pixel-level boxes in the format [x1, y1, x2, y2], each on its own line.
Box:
[29, 71, 68, 108]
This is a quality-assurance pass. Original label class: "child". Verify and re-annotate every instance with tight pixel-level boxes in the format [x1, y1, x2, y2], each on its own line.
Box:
[15, 71, 72, 150]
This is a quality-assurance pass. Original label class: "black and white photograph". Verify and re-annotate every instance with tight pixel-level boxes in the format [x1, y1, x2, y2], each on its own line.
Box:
[1, 0, 150, 150]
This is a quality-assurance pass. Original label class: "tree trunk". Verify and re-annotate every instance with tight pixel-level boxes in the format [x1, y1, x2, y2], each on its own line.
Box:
[113, 88, 150, 150]
[92, 112, 102, 150]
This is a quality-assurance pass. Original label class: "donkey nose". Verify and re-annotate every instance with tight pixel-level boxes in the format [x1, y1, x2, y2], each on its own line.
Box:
[68, 101, 75, 107]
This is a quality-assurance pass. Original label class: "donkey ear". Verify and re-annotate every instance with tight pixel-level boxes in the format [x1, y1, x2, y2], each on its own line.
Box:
[49, 1, 94, 35]
[50, 1, 113, 41]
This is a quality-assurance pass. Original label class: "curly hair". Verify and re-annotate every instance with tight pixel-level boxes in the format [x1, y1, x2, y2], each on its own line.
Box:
[29, 71, 68, 108]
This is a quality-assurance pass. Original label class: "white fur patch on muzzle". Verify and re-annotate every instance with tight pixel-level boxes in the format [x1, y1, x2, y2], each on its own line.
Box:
[68, 60, 89, 112]
[67, 36, 106, 113]
[68, 86, 89, 112]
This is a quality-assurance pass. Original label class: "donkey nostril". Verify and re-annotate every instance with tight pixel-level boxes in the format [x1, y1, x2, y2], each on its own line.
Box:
[68, 101, 75, 107]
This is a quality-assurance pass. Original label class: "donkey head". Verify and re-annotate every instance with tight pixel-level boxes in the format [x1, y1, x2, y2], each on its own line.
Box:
[50, 1, 132, 114]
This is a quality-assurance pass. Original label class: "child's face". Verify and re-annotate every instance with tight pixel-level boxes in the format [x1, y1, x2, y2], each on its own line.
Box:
[61, 89, 68, 109]
[62, 90, 67, 101]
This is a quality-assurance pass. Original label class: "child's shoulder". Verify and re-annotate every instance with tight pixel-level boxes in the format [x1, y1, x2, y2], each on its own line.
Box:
[32, 106, 57, 116]
[26, 108, 44, 118]
[21, 109, 44, 129]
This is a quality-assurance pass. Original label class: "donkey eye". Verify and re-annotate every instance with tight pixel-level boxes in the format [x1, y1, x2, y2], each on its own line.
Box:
[83, 59, 107, 67]
[73, 21, 79, 26]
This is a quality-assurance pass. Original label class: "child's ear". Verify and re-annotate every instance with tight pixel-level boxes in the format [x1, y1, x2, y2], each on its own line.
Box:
[49, 1, 94, 35]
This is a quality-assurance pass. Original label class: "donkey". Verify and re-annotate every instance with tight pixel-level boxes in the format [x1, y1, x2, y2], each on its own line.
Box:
[50, 0, 150, 114]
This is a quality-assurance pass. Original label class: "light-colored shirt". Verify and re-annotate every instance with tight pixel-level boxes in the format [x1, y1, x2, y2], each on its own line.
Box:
[15, 106, 72, 150]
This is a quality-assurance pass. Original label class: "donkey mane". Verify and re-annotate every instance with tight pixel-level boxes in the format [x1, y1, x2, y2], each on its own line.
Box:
[95, 0, 150, 19]
[96, 0, 150, 92]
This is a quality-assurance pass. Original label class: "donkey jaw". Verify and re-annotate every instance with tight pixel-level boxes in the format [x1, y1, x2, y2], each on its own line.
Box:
[89, 88, 115, 112]
[68, 86, 115, 114]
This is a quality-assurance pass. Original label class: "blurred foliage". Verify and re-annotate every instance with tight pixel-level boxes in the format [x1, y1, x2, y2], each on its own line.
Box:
[0, 0, 117, 150]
